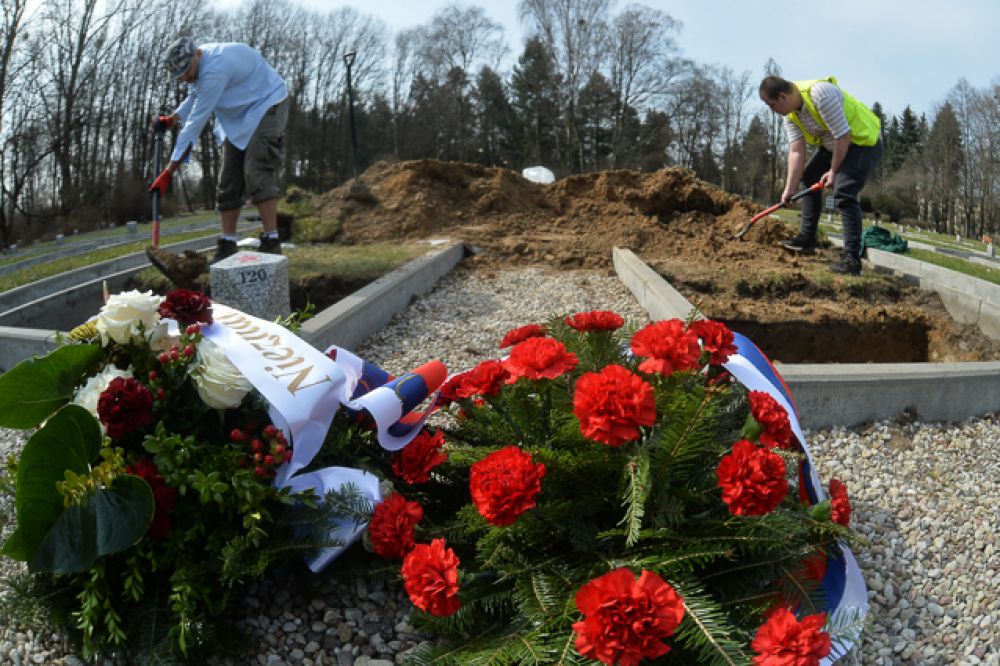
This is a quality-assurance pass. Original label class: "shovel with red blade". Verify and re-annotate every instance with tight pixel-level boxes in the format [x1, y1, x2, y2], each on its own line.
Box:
[734, 182, 825, 240]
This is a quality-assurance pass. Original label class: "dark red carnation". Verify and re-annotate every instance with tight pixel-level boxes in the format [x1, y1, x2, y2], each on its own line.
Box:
[630, 319, 701, 376]
[717, 439, 788, 516]
[749, 391, 795, 450]
[752, 608, 831, 666]
[126, 458, 176, 539]
[392, 429, 447, 484]
[829, 479, 852, 526]
[97, 377, 153, 439]
[572, 568, 685, 666]
[689, 319, 738, 365]
[158, 289, 213, 326]
[454, 359, 507, 398]
[573, 364, 656, 447]
[499, 323, 547, 348]
[369, 492, 423, 559]
[401, 538, 461, 616]
[565, 310, 624, 332]
[469, 446, 546, 526]
[504, 337, 578, 382]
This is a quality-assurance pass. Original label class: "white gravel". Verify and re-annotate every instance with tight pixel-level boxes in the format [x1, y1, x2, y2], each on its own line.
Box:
[0, 262, 998, 665]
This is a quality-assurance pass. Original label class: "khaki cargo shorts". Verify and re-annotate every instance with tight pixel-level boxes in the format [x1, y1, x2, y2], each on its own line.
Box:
[216, 98, 289, 211]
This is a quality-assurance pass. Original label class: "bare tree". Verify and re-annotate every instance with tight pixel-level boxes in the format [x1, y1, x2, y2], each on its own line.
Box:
[606, 4, 682, 168]
[519, 0, 613, 171]
[716, 66, 753, 192]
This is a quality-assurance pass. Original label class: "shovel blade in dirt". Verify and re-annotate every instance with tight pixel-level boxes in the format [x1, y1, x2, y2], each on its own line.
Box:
[734, 182, 825, 240]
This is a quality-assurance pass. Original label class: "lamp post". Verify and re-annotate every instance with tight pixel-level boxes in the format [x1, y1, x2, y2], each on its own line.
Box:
[343, 51, 373, 201]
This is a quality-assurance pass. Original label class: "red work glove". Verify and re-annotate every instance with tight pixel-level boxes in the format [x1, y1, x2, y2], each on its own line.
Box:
[149, 169, 172, 196]
[152, 114, 174, 131]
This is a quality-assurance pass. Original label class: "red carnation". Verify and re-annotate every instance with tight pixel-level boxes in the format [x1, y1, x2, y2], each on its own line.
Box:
[392, 429, 447, 484]
[97, 377, 153, 439]
[469, 446, 546, 526]
[752, 608, 831, 666]
[402, 538, 461, 616]
[717, 439, 788, 516]
[565, 310, 624, 332]
[504, 337, 578, 383]
[829, 479, 852, 526]
[369, 492, 423, 559]
[158, 289, 213, 326]
[454, 360, 507, 398]
[126, 458, 176, 539]
[573, 568, 685, 666]
[630, 319, 701, 376]
[749, 391, 795, 450]
[573, 364, 656, 447]
[499, 323, 547, 348]
[689, 319, 737, 365]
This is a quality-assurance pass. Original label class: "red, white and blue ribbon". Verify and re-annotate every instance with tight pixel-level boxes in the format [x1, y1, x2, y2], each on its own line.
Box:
[202, 305, 444, 571]
[725, 332, 867, 663]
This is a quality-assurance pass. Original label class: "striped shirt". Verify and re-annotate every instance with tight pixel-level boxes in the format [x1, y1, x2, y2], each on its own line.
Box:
[783, 81, 851, 151]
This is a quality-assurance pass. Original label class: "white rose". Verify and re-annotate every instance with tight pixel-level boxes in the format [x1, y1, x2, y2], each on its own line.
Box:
[96, 290, 164, 345]
[73, 364, 134, 417]
[192, 339, 253, 409]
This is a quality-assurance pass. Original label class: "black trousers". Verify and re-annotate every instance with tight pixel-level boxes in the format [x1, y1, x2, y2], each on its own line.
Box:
[798, 139, 883, 257]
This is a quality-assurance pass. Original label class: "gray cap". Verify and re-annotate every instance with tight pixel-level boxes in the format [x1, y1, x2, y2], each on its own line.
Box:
[164, 37, 196, 78]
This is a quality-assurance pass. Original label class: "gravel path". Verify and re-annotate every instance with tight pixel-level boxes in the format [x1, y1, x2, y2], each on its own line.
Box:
[0, 261, 998, 665]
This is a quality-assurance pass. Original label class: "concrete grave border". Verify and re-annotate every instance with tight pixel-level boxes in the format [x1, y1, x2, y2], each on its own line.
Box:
[613, 247, 1000, 430]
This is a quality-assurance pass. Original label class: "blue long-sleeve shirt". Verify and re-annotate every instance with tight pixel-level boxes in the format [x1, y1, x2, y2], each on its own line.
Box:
[171, 42, 287, 162]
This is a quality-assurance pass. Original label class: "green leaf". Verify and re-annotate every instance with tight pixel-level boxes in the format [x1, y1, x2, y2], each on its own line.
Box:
[4, 405, 102, 560]
[0, 344, 101, 428]
[2, 405, 154, 572]
[32, 475, 154, 574]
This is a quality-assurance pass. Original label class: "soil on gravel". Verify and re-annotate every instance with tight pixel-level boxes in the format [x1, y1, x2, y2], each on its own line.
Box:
[316, 159, 1000, 363]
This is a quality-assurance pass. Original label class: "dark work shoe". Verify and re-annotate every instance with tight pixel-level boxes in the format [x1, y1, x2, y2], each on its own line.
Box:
[829, 256, 862, 275]
[781, 234, 817, 254]
[212, 238, 238, 264]
[258, 234, 282, 255]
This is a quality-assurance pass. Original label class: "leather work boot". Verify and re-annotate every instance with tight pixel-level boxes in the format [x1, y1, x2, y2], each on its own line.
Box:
[828, 255, 862, 276]
[258, 234, 282, 255]
[781, 234, 817, 254]
[212, 238, 238, 263]
[145, 246, 209, 289]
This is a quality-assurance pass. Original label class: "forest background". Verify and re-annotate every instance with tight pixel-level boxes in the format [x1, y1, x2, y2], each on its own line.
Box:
[0, 0, 988, 247]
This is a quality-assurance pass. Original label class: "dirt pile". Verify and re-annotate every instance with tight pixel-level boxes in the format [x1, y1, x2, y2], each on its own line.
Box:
[316, 159, 1000, 362]
[317, 160, 762, 268]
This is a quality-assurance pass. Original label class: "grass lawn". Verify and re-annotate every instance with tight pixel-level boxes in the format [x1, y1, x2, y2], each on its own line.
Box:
[905, 248, 1000, 286]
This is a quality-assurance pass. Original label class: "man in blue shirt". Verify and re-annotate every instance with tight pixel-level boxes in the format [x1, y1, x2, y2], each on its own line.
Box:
[149, 38, 289, 262]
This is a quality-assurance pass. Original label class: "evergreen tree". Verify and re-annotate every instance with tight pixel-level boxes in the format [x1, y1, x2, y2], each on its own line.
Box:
[509, 36, 562, 171]
[924, 102, 964, 231]
[472, 66, 514, 167]
[577, 71, 616, 171]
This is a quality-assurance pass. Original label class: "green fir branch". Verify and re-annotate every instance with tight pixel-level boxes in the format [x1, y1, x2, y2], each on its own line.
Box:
[619, 448, 650, 546]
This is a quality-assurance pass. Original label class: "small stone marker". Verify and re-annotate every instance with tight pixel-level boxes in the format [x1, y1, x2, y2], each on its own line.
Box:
[127, 221, 138, 234]
[210, 251, 290, 320]
[8, 244, 15, 254]
[989, 243, 995, 258]
[56, 234, 64, 244]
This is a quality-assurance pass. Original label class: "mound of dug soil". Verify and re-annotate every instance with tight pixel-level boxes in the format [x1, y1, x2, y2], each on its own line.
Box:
[318, 159, 1000, 363]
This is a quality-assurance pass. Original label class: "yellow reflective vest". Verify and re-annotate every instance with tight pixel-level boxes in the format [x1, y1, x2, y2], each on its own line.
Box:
[788, 77, 881, 147]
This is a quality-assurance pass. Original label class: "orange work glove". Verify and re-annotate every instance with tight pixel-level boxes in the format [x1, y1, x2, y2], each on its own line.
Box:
[149, 169, 172, 196]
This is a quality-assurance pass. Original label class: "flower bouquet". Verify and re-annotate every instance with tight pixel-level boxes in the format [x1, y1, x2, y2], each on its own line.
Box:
[368, 312, 867, 665]
[0, 289, 416, 662]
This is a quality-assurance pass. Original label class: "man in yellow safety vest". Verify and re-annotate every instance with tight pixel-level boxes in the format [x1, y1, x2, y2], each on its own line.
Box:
[760, 75, 883, 275]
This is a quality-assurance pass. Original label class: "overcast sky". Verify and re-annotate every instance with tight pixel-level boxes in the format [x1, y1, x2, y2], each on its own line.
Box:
[212, 0, 1000, 119]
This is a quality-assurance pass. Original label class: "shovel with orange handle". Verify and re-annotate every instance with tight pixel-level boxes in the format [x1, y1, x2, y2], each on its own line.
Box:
[734, 182, 825, 240]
